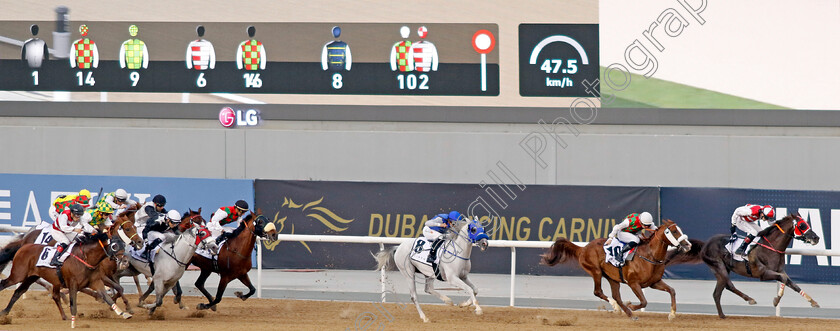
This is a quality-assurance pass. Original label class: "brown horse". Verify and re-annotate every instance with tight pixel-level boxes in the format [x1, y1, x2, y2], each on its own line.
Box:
[0, 205, 144, 308]
[667, 212, 820, 318]
[191, 210, 277, 311]
[541, 219, 692, 320]
[0, 232, 130, 328]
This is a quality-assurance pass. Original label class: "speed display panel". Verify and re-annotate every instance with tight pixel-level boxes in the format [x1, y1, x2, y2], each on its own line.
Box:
[0, 22, 499, 96]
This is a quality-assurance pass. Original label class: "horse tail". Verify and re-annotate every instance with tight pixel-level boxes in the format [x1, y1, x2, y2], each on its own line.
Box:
[0, 233, 27, 266]
[666, 238, 706, 265]
[372, 246, 398, 271]
[540, 238, 581, 266]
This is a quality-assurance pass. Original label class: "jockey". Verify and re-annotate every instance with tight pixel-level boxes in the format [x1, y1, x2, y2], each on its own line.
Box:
[134, 194, 167, 232]
[423, 211, 461, 264]
[208, 200, 250, 244]
[605, 212, 656, 265]
[81, 203, 115, 234]
[48, 189, 92, 222]
[49, 204, 90, 266]
[731, 204, 775, 256]
[141, 209, 181, 262]
[96, 188, 134, 220]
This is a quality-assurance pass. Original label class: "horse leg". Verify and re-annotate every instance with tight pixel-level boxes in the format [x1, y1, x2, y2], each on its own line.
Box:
[588, 269, 610, 303]
[138, 281, 156, 307]
[145, 278, 167, 315]
[105, 276, 133, 314]
[38, 278, 68, 304]
[69, 286, 78, 329]
[132, 275, 143, 297]
[711, 260, 755, 305]
[79, 287, 102, 302]
[173, 281, 186, 309]
[607, 278, 634, 319]
[763, 270, 819, 308]
[406, 270, 428, 323]
[626, 282, 647, 312]
[91, 280, 131, 319]
[0, 275, 38, 317]
[422, 277, 452, 306]
[194, 269, 216, 310]
[447, 276, 482, 315]
[650, 280, 677, 320]
[234, 274, 256, 301]
[773, 282, 785, 307]
[198, 276, 232, 311]
[51, 283, 67, 320]
[457, 276, 479, 307]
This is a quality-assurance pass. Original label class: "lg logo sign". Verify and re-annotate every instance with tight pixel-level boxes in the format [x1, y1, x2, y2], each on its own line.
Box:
[219, 107, 261, 128]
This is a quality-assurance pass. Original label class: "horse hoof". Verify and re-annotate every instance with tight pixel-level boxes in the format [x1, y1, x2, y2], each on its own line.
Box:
[443, 299, 453, 306]
[211, 305, 217, 312]
[459, 301, 471, 308]
[631, 316, 638, 321]
[748, 299, 757, 305]
[235, 291, 245, 299]
[475, 309, 483, 316]
[197, 304, 207, 310]
[422, 317, 430, 323]
[668, 312, 676, 321]
[812, 302, 820, 308]
[122, 312, 133, 319]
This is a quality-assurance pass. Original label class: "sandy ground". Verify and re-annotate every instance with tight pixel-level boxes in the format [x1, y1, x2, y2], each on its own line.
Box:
[0, 291, 837, 330]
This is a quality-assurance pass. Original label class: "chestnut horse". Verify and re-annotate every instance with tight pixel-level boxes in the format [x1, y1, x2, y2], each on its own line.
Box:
[541, 219, 692, 320]
[667, 212, 820, 318]
[191, 210, 277, 311]
[0, 232, 130, 328]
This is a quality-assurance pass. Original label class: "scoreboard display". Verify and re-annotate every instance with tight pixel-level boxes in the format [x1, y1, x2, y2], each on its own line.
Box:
[0, 22, 499, 96]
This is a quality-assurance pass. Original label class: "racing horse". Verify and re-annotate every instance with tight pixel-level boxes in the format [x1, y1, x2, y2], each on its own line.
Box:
[0, 206, 144, 308]
[541, 219, 692, 320]
[191, 209, 277, 311]
[667, 212, 820, 318]
[0, 232, 129, 328]
[119, 209, 215, 314]
[374, 217, 489, 323]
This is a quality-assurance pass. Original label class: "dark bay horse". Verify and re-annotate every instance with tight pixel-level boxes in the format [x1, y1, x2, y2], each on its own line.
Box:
[668, 212, 820, 318]
[541, 219, 692, 320]
[0, 232, 129, 328]
[191, 210, 277, 311]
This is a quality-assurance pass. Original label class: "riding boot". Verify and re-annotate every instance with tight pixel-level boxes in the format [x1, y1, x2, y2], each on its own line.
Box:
[427, 239, 443, 264]
[623, 241, 639, 262]
[50, 243, 69, 267]
[144, 238, 162, 260]
[215, 232, 232, 245]
[735, 235, 754, 256]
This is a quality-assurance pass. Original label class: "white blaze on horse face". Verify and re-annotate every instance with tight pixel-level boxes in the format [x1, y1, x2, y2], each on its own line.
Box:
[117, 227, 132, 246]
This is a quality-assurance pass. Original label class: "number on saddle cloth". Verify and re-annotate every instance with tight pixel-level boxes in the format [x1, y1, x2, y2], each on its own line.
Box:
[603, 239, 626, 266]
[409, 237, 434, 264]
[35, 226, 55, 245]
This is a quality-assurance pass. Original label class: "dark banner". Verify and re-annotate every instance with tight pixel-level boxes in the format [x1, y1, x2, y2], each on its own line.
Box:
[661, 187, 840, 284]
[256, 180, 658, 275]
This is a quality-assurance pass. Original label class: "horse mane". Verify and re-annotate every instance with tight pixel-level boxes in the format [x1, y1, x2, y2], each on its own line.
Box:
[229, 213, 255, 240]
[756, 214, 795, 237]
[81, 232, 110, 245]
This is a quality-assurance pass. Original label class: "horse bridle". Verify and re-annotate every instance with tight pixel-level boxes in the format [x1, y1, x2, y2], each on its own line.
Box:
[114, 219, 139, 246]
[638, 223, 686, 265]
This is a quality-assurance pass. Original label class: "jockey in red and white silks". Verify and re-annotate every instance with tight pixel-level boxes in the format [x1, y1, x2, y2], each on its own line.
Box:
[731, 204, 774, 256]
[49, 204, 92, 266]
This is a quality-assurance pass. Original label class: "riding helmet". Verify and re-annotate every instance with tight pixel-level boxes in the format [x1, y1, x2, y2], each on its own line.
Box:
[448, 211, 461, 221]
[115, 188, 128, 200]
[69, 204, 85, 216]
[640, 212, 654, 226]
[235, 200, 249, 210]
[152, 194, 166, 207]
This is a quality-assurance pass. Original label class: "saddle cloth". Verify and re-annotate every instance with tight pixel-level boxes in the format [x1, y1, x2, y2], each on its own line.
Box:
[195, 241, 225, 260]
[409, 237, 438, 265]
[726, 236, 747, 261]
[34, 224, 54, 245]
[603, 239, 635, 267]
[35, 243, 76, 269]
[128, 242, 161, 263]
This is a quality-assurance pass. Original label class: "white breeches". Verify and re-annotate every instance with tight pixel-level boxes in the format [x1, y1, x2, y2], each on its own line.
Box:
[49, 228, 72, 245]
[735, 219, 762, 236]
[616, 231, 641, 245]
[423, 227, 443, 241]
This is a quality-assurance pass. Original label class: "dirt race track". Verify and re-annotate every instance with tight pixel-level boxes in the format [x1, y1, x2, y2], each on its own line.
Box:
[0, 291, 836, 330]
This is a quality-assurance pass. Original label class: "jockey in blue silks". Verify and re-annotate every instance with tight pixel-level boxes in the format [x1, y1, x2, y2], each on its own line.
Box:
[423, 211, 461, 264]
